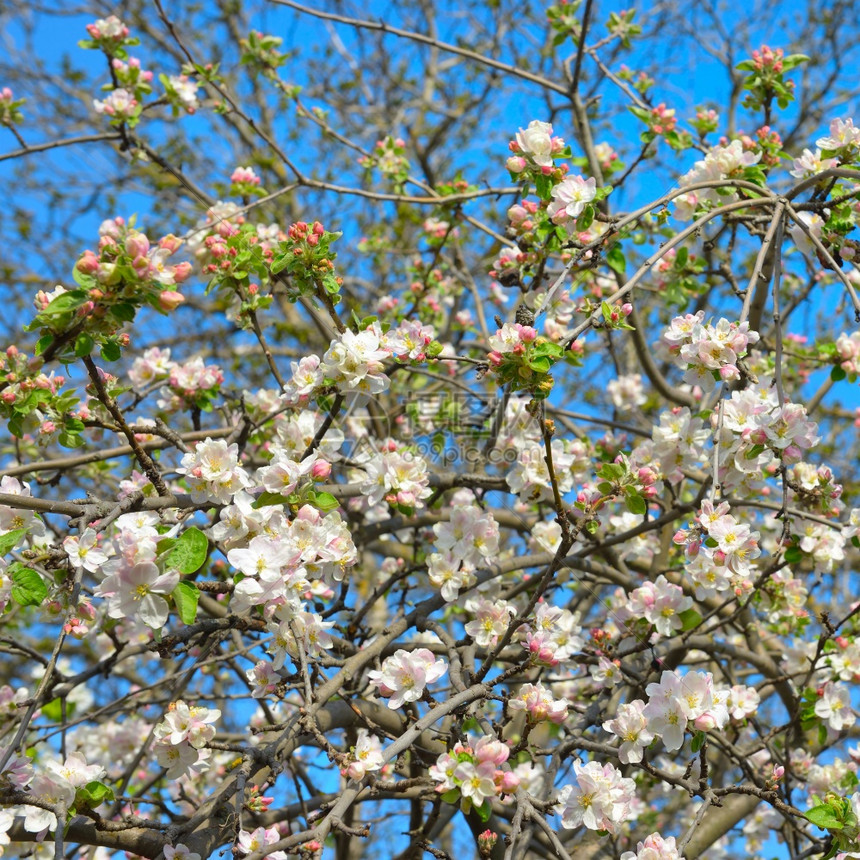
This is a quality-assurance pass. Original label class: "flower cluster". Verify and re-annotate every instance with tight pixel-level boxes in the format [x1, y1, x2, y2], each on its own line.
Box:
[368, 648, 447, 709]
[507, 682, 568, 724]
[519, 602, 584, 667]
[620, 832, 683, 860]
[673, 500, 762, 599]
[111, 56, 154, 104]
[153, 700, 220, 779]
[0, 346, 81, 445]
[615, 574, 693, 637]
[178, 438, 252, 505]
[160, 74, 201, 115]
[555, 760, 638, 833]
[359, 444, 432, 513]
[817, 117, 860, 156]
[0, 87, 25, 127]
[737, 45, 807, 113]
[30, 217, 191, 365]
[486, 322, 564, 398]
[428, 504, 500, 601]
[507, 120, 566, 174]
[607, 670, 730, 755]
[674, 141, 763, 219]
[322, 327, 392, 398]
[430, 736, 519, 808]
[358, 136, 410, 186]
[661, 311, 760, 390]
[343, 729, 385, 780]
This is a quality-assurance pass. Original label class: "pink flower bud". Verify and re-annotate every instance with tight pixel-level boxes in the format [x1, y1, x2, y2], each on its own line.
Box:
[77, 250, 100, 274]
[158, 290, 185, 311]
[621, 302, 633, 316]
[311, 460, 331, 480]
[172, 261, 193, 283]
[475, 737, 509, 765]
[125, 233, 150, 258]
[694, 712, 717, 731]
[159, 234, 182, 253]
[506, 156, 527, 174]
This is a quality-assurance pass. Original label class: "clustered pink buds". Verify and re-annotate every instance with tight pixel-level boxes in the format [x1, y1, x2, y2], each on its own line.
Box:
[288, 220, 326, 247]
[649, 103, 677, 135]
[752, 44, 785, 73]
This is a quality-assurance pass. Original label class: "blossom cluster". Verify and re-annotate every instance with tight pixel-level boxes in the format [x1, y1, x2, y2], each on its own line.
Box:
[555, 759, 638, 833]
[603, 670, 758, 759]
[507, 120, 566, 174]
[673, 140, 762, 219]
[368, 648, 447, 709]
[519, 602, 584, 667]
[31, 217, 192, 366]
[430, 736, 519, 807]
[428, 504, 500, 601]
[660, 311, 760, 390]
[673, 500, 762, 600]
[153, 700, 220, 779]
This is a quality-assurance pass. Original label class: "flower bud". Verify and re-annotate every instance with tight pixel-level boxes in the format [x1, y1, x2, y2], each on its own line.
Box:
[158, 290, 185, 311]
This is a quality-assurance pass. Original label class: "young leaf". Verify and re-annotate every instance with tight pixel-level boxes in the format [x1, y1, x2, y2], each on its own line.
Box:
[164, 527, 209, 574]
[10, 565, 48, 606]
[606, 246, 626, 273]
[172, 581, 200, 625]
[0, 527, 28, 556]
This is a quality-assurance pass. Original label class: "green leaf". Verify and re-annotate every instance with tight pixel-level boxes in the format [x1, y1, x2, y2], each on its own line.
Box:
[314, 491, 340, 513]
[441, 788, 460, 804]
[35, 334, 54, 356]
[535, 174, 553, 201]
[675, 246, 689, 268]
[831, 366, 847, 382]
[784, 545, 803, 564]
[474, 800, 492, 823]
[40, 698, 70, 722]
[806, 804, 843, 829]
[624, 488, 646, 515]
[690, 730, 705, 752]
[10, 565, 47, 606]
[76, 780, 115, 808]
[172, 581, 200, 625]
[74, 333, 95, 358]
[0, 528, 28, 556]
[251, 491, 291, 509]
[40, 290, 89, 316]
[679, 608, 702, 631]
[576, 204, 595, 232]
[100, 341, 121, 362]
[164, 527, 209, 574]
[112, 303, 136, 323]
[606, 246, 626, 273]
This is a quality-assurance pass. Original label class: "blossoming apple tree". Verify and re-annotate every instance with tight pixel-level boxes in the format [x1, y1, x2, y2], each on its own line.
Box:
[1, 2, 860, 859]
